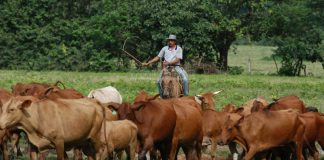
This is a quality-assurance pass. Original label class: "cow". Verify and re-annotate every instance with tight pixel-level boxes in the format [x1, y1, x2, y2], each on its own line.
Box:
[194, 91, 240, 160]
[0, 88, 13, 160]
[219, 109, 305, 160]
[235, 96, 269, 116]
[97, 119, 137, 160]
[168, 98, 203, 160]
[0, 96, 105, 160]
[265, 95, 306, 113]
[11, 82, 61, 96]
[110, 91, 177, 160]
[294, 112, 324, 160]
[12, 85, 85, 160]
[88, 86, 123, 104]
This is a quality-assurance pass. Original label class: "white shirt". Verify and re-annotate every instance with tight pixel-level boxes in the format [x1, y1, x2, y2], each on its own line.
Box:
[158, 45, 183, 65]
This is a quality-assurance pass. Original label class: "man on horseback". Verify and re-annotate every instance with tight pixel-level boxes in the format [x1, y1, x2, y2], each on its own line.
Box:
[142, 35, 189, 97]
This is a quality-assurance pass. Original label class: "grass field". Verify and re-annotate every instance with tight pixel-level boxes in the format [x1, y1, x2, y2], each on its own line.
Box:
[228, 45, 324, 77]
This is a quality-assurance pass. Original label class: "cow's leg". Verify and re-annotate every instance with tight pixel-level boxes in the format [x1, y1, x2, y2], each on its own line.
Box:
[55, 141, 65, 160]
[139, 137, 154, 160]
[29, 144, 38, 160]
[295, 122, 305, 160]
[308, 143, 319, 160]
[243, 146, 258, 160]
[10, 132, 20, 156]
[228, 142, 239, 157]
[168, 135, 179, 160]
[73, 148, 83, 160]
[129, 139, 137, 160]
[196, 139, 202, 160]
[2, 142, 8, 160]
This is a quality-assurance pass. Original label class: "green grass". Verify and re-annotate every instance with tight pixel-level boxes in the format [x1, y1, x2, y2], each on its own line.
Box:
[228, 45, 324, 77]
[0, 69, 323, 112]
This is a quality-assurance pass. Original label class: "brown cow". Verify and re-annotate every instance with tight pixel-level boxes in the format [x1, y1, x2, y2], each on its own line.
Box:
[296, 112, 324, 160]
[195, 91, 240, 160]
[38, 87, 84, 100]
[235, 96, 269, 116]
[11, 82, 61, 96]
[113, 91, 177, 160]
[168, 98, 203, 160]
[220, 109, 305, 160]
[0, 96, 104, 160]
[266, 95, 306, 113]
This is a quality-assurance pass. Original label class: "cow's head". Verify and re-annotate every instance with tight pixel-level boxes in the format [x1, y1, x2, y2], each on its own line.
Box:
[133, 90, 159, 110]
[219, 113, 243, 145]
[221, 104, 236, 113]
[115, 103, 136, 120]
[0, 96, 36, 130]
[251, 100, 267, 112]
[195, 90, 223, 110]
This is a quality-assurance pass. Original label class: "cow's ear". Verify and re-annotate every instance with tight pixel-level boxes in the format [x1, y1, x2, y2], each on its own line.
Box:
[87, 90, 94, 98]
[43, 87, 55, 97]
[106, 102, 120, 111]
[19, 100, 32, 109]
[235, 116, 244, 128]
[147, 93, 160, 101]
[251, 101, 264, 113]
[235, 107, 244, 113]
[132, 103, 144, 111]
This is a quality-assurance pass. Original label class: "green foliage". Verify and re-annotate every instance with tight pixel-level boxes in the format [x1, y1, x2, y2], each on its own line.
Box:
[228, 66, 244, 75]
[252, 0, 324, 76]
[0, 0, 268, 72]
[0, 0, 322, 75]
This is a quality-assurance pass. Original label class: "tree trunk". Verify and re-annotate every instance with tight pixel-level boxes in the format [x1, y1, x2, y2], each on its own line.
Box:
[216, 32, 235, 72]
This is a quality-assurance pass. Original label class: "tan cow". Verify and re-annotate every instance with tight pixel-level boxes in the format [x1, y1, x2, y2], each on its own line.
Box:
[236, 96, 269, 116]
[97, 120, 137, 160]
[0, 96, 104, 160]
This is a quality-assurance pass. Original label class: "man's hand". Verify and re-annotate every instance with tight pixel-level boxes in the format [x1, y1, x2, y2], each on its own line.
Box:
[142, 62, 150, 66]
[163, 61, 170, 66]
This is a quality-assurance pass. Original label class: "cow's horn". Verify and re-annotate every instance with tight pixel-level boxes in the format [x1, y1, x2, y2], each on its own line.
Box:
[213, 90, 223, 95]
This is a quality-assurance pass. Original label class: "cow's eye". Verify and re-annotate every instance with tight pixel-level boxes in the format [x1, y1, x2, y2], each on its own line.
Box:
[9, 108, 15, 112]
[227, 128, 233, 132]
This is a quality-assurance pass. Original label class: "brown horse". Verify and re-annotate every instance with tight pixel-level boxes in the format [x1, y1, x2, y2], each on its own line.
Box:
[161, 66, 183, 99]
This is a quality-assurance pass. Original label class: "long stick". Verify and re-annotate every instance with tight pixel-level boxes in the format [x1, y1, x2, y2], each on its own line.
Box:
[121, 49, 142, 65]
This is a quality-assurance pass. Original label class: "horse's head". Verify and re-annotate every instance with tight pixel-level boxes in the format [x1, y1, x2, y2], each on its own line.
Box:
[161, 67, 182, 99]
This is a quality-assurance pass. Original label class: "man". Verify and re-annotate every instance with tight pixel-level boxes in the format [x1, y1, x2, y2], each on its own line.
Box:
[142, 34, 189, 97]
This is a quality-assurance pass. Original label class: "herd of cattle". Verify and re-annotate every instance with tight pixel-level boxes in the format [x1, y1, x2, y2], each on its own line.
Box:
[0, 81, 323, 160]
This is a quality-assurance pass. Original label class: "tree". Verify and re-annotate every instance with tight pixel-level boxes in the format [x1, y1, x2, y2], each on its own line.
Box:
[250, 0, 324, 76]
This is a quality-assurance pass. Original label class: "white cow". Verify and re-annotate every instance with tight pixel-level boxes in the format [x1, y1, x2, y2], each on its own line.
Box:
[88, 86, 122, 104]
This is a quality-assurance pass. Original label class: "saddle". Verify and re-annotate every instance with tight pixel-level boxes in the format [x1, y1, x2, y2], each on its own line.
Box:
[161, 66, 183, 99]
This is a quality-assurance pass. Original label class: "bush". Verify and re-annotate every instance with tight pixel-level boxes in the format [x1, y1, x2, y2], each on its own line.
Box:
[228, 66, 244, 75]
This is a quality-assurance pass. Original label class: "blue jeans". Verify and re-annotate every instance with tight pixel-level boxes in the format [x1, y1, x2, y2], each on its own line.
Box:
[157, 66, 189, 97]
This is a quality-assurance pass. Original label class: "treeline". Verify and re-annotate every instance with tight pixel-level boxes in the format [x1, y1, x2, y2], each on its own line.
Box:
[0, 0, 323, 75]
